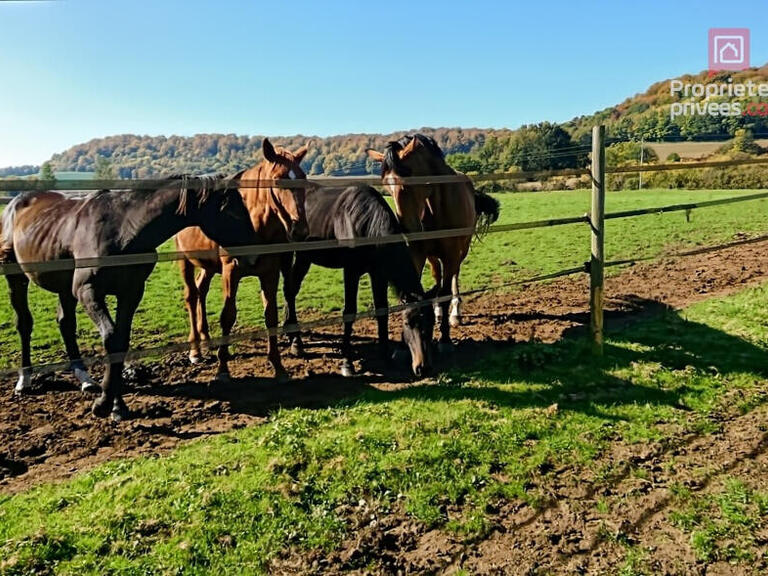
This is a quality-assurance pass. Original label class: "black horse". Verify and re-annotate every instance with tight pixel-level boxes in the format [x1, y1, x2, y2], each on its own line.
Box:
[281, 185, 435, 377]
[0, 175, 258, 421]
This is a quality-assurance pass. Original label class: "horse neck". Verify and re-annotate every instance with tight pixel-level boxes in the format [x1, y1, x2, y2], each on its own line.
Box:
[378, 242, 424, 301]
[121, 186, 188, 252]
[240, 165, 289, 242]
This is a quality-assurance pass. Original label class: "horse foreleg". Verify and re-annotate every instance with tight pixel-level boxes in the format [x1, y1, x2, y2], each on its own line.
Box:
[260, 263, 288, 382]
[107, 285, 144, 421]
[282, 253, 310, 356]
[370, 270, 390, 361]
[57, 292, 98, 393]
[76, 280, 119, 419]
[7, 274, 33, 394]
[341, 268, 360, 377]
[216, 263, 241, 382]
[180, 259, 202, 364]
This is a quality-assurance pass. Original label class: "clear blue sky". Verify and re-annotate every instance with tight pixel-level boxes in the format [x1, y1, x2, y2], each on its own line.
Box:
[1, 0, 765, 165]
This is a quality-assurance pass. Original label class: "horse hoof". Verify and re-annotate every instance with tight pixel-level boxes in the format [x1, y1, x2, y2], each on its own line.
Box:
[73, 365, 100, 394]
[438, 341, 455, 355]
[14, 370, 33, 395]
[340, 361, 355, 378]
[111, 399, 129, 423]
[274, 370, 290, 384]
[91, 395, 112, 419]
[81, 381, 101, 394]
[189, 352, 202, 365]
[216, 372, 231, 384]
[289, 342, 304, 357]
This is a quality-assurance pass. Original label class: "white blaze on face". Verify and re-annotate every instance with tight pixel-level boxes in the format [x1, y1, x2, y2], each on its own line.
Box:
[288, 169, 297, 180]
[385, 173, 399, 195]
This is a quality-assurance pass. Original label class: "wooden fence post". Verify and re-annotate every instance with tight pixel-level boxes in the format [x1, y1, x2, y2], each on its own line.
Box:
[590, 125, 606, 355]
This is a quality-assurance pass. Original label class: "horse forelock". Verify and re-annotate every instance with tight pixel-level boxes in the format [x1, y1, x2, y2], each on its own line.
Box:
[382, 134, 446, 178]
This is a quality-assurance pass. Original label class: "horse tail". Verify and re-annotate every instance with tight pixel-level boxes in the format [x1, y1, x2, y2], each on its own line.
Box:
[0, 194, 24, 262]
[474, 189, 500, 238]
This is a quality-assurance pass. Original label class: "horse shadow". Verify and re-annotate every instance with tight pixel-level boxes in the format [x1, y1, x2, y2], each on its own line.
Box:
[135, 294, 768, 423]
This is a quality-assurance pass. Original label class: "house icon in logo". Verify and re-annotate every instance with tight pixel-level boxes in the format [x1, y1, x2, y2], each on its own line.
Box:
[709, 28, 750, 72]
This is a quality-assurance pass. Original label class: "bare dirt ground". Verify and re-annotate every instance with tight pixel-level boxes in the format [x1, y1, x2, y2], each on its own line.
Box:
[1, 238, 768, 574]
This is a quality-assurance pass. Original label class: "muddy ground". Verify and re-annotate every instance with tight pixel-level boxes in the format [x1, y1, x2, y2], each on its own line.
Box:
[2, 238, 768, 574]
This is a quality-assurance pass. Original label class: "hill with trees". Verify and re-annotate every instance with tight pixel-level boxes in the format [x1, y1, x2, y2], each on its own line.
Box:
[44, 129, 514, 179]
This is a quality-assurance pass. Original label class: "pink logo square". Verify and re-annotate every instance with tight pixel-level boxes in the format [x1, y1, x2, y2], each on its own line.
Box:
[709, 28, 750, 72]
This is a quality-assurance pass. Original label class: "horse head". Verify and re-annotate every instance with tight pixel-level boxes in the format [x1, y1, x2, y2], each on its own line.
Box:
[259, 138, 310, 242]
[366, 134, 444, 233]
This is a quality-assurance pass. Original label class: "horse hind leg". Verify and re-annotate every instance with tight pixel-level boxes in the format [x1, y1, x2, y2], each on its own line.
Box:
[216, 264, 241, 383]
[7, 274, 33, 394]
[282, 253, 310, 357]
[57, 292, 98, 393]
[195, 268, 213, 355]
[449, 273, 462, 328]
[428, 256, 443, 322]
[260, 264, 288, 382]
[340, 268, 361, 377]
[180, 260, 203, 364]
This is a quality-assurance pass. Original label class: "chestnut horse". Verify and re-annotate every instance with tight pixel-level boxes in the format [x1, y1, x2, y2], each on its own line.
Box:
[367, 134, 500, 348]
[174, 139, 308, 382]
[0, 176, 258, 420]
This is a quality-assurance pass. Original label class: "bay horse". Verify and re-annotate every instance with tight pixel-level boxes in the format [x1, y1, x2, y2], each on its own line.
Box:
[281, 185, 435, 377]
[0, 175, 258, 420]
[366, 134, 500, 348]
[174, 139, 309, 382]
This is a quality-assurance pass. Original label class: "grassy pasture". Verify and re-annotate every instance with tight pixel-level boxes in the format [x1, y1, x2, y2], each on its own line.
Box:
[1, 188, 767, 372]
[1, 279, 768, 574]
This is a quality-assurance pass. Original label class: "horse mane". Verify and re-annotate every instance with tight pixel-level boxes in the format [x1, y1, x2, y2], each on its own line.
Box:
[171, 173, 226, 215]
[339, 186, 426, 302]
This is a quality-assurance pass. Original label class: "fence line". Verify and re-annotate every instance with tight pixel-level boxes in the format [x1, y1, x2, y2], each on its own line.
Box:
[3, 184, 767, 277]
[6, 225, 768, 380]
[0, 264, 589, 380]
[2, 153, 768, 200]
[0, 214, 592, 277]
[603, 232, 768, 269]
[604, 190, 768, 221]
[3, 128, 768, 377]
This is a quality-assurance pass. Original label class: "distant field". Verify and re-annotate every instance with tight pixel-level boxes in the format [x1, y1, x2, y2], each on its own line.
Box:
[52, 171, 95, 180]
[648, 139, 768, 160]
[0, 188, 767, 370]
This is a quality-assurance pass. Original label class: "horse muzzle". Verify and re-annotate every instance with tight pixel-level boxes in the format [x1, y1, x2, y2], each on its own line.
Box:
[289, 220, 309, 242]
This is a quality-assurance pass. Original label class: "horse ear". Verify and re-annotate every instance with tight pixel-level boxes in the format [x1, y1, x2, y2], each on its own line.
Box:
[262, 138, 278, 163]
[398, 137, 419, 160]
[366, 149, 385, 162]
[294, 143, 309, 163]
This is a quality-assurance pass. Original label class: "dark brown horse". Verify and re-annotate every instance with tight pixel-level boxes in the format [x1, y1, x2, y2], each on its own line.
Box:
[367, 134, 500, 348]
[174, 139, 308, 382]
[0, 176, 258, 420]
[281, 184, 435, 377]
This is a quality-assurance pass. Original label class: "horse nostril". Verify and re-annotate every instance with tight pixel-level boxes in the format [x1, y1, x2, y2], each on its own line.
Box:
[414, 364, 423, 378]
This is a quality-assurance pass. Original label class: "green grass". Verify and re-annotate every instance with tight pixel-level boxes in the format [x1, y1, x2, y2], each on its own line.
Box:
[1, 187, 767, 371]
[670, 478, 768, 563]
[1, 280, 768, 574]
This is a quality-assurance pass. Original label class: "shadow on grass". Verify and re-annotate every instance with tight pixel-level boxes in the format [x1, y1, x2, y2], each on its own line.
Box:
[132, 295, 768, 425]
